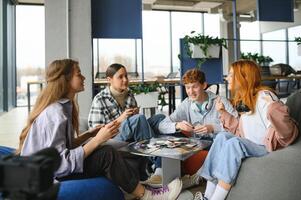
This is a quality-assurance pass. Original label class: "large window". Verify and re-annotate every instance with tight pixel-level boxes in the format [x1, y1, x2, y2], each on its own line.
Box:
[93, 11, 221, 79]
[16, 5, 45, 106]
[93, 39, 139, 78]
[240, 21, 261, 54]
[204, 13, 220, 37]
[142, 11, 171, 77]
[171, 12, 203, 72]
[288, 25, 301, 71]
[262, 29, 286, 65]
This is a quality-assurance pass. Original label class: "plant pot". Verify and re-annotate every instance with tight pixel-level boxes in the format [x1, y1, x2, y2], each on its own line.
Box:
[261, 62, 271, 67]
[298, 45, 301, 56]
[260, 66, 271, 77]
[190, 44, 220, 58]
[134, 91, 159, 108]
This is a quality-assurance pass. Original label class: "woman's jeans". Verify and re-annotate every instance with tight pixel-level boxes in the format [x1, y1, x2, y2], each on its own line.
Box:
[115, 113, 166, 142]
[198, 132, 268, 184]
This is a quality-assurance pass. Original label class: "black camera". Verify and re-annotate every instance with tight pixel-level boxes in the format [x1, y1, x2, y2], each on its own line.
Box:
[0, 148, 61, 200]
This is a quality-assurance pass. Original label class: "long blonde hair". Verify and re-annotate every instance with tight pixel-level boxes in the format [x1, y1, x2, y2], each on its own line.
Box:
[230, 59, 273, 113]
[16, 59, 80, 154]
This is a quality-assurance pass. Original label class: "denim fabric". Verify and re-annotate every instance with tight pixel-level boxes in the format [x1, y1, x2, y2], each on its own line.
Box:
[199, 132, 268, 184]
[147, 114, 166, 135]
[115, 114, 165, 142]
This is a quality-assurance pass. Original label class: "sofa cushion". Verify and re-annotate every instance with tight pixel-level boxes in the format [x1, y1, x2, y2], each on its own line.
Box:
[0, 146, 15, 155]
[58, 177, 124, 200]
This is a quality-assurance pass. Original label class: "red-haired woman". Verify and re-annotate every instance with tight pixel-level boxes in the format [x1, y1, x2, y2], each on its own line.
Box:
[194, 60, 299, 200]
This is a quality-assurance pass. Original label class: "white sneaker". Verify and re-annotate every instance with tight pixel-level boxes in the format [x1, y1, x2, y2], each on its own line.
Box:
[141, 178, 183, 200]
[182, 173, 201, 190]
[193, 192, 207, 200]
[141, 174, 163, 188]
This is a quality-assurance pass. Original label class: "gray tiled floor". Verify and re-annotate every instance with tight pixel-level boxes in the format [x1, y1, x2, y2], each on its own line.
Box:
[0, 107, 28, 148]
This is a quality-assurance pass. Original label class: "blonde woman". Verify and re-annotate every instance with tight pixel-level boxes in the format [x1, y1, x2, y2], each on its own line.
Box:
[18, 59, 182, 200]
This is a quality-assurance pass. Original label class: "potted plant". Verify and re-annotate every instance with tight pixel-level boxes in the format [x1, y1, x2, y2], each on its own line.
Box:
[240, 52, 275, 78]
[129, 82, 167, 110]
[295, 37, 301, 56]
[183, 31, 227, 68]
[240, 52, 273, 66]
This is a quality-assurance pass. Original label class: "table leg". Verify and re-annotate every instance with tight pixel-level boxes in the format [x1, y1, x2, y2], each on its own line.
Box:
[161, 157, 181, 185]
[225, 81, 229, 98]
[150, 107, 156, 116]
[168, 85, 175, 115]
[27, 83, 31, 113]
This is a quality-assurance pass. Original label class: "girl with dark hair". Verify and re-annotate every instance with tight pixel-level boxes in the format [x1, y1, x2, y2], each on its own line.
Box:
[88, 63, 165, 142]
[193, 60, 298, 200]
[19, 59, 182, 200]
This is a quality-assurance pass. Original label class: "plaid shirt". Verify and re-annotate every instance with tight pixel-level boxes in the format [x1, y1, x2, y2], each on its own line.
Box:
[88, 87, 137, 128]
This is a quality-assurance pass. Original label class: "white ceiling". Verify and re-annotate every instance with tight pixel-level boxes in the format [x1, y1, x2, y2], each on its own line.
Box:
[15, 0, 255, 14]
[15, 0, 301, 21]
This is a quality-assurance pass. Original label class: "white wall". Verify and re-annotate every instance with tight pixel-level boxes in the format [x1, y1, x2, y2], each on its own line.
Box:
[259, 4, 301, 33]
[45, 0, 93, 119]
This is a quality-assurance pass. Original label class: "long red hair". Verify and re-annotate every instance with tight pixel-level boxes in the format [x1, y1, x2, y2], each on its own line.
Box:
[229, 60, 273, 113]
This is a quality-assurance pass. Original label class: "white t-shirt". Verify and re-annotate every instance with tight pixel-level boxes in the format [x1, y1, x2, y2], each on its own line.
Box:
[241, 90, 279, 145]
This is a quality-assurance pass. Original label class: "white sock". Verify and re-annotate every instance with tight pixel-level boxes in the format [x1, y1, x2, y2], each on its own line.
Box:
[210, 185, 229, 200]
[154, 168, 162, 176]
[204, 181, 216, 199]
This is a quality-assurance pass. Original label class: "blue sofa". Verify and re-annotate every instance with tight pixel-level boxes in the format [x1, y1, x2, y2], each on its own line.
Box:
[0, 146, 124, 200]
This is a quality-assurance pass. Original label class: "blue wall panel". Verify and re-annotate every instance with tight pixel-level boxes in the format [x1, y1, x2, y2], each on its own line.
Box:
[91, 0, 142, 38]
[257, 0, 294, 22]
[179, 39, 223, 100]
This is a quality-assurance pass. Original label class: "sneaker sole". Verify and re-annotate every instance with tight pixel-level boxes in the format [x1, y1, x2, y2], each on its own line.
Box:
[169, 180, 183, 200]
[140, 181, 163, 188]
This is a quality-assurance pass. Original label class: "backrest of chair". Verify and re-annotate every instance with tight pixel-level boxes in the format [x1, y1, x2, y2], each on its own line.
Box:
[285, 89, 301, 143]
[205, 83, 220, 95]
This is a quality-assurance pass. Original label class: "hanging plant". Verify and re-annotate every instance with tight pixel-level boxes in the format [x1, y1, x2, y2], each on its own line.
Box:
[182, 31, 227, 69]
[129, 82, 168, 110]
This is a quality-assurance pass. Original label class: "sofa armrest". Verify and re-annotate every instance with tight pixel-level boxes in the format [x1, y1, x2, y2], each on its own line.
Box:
[227, 143, 301, 200]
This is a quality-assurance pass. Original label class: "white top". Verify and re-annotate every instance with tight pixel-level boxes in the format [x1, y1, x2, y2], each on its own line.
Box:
[241, 90, 279, 145]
